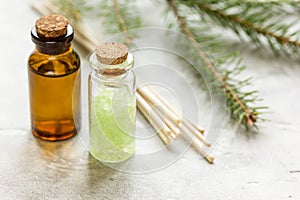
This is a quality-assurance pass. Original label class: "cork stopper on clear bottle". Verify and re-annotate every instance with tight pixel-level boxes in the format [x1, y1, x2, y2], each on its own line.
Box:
[89, 42, 134, 76]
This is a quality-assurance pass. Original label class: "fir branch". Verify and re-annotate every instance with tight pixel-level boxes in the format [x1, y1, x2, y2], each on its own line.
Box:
[167, 0, 265, 129]
[112, 0, 131, 45]
[51, 0, 93, 25]
[99, 0, 141, 46]
[182, 0, 300, 58]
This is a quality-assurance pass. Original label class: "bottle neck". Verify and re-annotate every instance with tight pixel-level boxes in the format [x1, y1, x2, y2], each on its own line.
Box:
[91, 70, 135, 91]
[93, 70, 128, 81]
[31, 25, 74, 55]
[35, 43, 72, 55]
[89, 51, 135, 77]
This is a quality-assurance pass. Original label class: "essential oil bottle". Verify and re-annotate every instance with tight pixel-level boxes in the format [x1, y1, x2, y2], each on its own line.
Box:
[28, 15, 80, 141]
[88, 42, 136, 162]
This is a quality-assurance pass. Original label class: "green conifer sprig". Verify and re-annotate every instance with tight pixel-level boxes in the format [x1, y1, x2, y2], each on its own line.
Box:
[167, 0, 267, 129]
[179, 0, 300, 58]
[98, 0, 141, 45]
[51, 0, 93, 25]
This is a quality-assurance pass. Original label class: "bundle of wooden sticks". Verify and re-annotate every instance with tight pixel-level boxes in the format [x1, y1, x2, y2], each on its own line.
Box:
[137, 85, 214, 164]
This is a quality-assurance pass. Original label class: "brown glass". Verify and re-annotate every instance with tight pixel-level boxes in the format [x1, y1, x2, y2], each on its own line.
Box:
[28, 25, 80, 141]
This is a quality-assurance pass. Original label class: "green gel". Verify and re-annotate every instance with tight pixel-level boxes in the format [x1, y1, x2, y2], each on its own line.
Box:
[89, 85, 136, 163]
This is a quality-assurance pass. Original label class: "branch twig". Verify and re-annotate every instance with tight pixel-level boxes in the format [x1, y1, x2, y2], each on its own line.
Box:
[113, 0, 132, 46]
[167, 0, 256, 126]
[197, 2, 300, 48]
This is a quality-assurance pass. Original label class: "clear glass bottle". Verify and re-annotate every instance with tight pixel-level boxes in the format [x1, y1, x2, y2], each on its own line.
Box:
[88, 42, 136, 163]
[28, 15, 80, 141]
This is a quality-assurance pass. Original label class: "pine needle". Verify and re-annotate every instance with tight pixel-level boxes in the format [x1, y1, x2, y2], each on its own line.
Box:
[167, 0, 266, 129]
[98, 0, 141, 45]
[182, 0, 300, 58]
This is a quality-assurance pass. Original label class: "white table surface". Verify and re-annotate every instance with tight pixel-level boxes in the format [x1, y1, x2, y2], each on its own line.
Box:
[0, 1, 300, 199]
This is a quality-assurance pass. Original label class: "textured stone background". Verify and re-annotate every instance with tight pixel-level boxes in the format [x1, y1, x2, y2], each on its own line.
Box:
[0, 0, 300, 199]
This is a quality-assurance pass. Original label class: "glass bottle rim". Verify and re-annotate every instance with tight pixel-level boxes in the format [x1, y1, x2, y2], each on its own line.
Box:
[31, 24, 74, 44]
[88, 50, 134, 76]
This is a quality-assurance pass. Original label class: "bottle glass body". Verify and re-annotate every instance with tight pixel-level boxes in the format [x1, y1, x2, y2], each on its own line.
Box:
[28, 26, 80, 141]
[88, 52, 136, 163]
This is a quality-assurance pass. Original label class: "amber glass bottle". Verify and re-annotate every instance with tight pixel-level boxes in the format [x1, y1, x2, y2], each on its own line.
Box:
[28, 15, 80, 141]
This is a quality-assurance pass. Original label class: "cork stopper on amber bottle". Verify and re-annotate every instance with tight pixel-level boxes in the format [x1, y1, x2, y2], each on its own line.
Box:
[35, 14, 68, 40]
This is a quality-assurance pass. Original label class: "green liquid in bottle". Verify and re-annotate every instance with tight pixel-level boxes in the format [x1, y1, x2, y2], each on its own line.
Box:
[89, 85, 136, 163]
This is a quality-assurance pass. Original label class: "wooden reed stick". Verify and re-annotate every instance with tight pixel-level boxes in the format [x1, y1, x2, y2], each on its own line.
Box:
[136, 92, 172, 145]
[137, 86, 182, 126]
[147, 86, 205, 135]
[137, 90, 179, 139]
[180, 123, 214, 164]
[192, 141, 214, 164]
[182, 121, 211, 147]
[161, 117, 181, 139]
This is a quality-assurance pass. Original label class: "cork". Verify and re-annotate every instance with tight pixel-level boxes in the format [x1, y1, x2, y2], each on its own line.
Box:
[96, 42, 128, 65]
[35, 15, 68, 39]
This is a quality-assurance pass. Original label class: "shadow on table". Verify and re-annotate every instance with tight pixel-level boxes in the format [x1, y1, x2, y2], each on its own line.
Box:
[32, 135, 126, 189]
